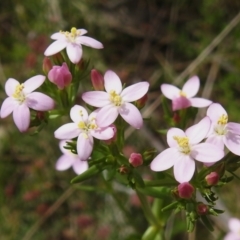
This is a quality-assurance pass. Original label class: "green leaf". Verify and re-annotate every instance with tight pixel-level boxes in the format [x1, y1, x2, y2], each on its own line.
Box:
[200, 215, 214, 232]
[137, 186, 170, 198]
[161, 201, 179, 212]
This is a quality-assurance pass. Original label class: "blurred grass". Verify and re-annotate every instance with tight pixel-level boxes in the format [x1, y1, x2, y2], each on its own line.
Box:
[0, 0, 240, 239]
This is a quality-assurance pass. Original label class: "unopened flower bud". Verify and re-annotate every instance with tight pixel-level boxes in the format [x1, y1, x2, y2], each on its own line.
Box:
[129, 153, 143, 167]
[177, 182, 194, 199]
[135, 93, 148, 109]
[42, 57, 53, 74]
[205, 172, 219, 186]
[196, 202, 208, 215]
[118, 165, 129, 174]
[103, 124, 117, 145]
[91, 69, 104, 91]
[48, 63, 72, 89]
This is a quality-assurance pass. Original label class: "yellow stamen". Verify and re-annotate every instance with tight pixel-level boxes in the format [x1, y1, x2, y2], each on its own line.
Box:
[173, 136, 191, 154]
[217, 114, 228, 125]
[109, 90, 122, 106]
[60, 27, 81, 42]
[12, 84, 25, 103]
[179, 91, 186, 97]
[78, 121, 86, 129]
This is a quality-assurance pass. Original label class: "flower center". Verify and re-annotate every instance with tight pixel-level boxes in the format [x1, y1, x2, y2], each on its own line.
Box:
[12, 84, 25, 103]
[179, 91, 186, 97]
[109, 90, 122, 106]
[173, 136, 191, 154]
[78, 117, 98, 139]
[60, 27, 81, 43]
[214, 114, 228, 135]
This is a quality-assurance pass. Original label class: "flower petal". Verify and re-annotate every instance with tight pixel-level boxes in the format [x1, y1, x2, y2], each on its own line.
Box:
[150, 148, 179, 171]
[77, 133, 93, 161]
[172, 96, 191, 111]
[77, 36, 103, 49]
[78, 29, 88, 36]
[5, 78, 19, 96]
[224, 232, 239, 240]
[207, 103, 227, 122]
[227, 122, 240, 135]
[189, 98, 212, 108]
[121, 82, 149, 102]
[55, 155, 75, 171]
[0, 97, 16, 118]
[96, 105, 119, 128]
[82, 91, 110, 107]
[23, 75, 45, 94]
[224, 132, 240, 156]
[104, 70, 122, 94]
[191, 143, 224, 162]
[161, 84, 180, 100]
[66, 43, 82, 64]
[119, 103, 143, 129]
[173, 156, 195, 183]
[44, 40, 67, 56]
[51, 32, 66, 40]
[70, 105, 88, 123]
[26, 92, 55, 111]
[228, 218, 240, 233]
[91, 126, 114, 140]
[167, 128, 186, 148]
[186, 117, 210, 144]
[72, 160, 88, 175]
[54, 123, 80, 139]
[182, 76, 200, 98]
[205, 135, 224, 150]
[13, 104, 30, 132]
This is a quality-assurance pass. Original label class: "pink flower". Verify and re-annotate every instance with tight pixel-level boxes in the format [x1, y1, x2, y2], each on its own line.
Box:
[82, 70, 149, 129]
[0, 75, 55, 132]
[44, 27, 103, 64]
[54, 105, 114, 161]
[177, 182, 194, 199]
[206, 103, 240, 156]
[129, 153, 143, 167]
[150, 117, 224, 183]
[91, 69, 104, 91]
[161, 76, 212, 111]
[48, 63, 72, 89]
[224, 218, 240, 240]
[56, 140, 88, 175]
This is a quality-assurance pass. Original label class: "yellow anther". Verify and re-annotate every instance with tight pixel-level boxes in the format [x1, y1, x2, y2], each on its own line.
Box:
[179, 91, 186, 97]
[79, 110, 83, 117]
[217, 114, 228, 125]
[78, 121, 86, 129]
[109, 90, 122, 106]
[12, 84, 25, 103]
[60, 27, 81, 42]
[173, 136, 190, 154]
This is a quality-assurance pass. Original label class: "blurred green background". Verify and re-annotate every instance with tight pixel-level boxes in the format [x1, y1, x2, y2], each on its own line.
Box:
[0, 0, 240, 239]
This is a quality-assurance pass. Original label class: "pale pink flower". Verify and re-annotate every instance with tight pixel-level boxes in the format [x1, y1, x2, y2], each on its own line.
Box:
[224, 218, 240, 240]
[150, 117, 224, 183]
[0, 75, 55, 132]
[82, 70, 149, 129]
[54, 105, 114, 161]
[56, 140, 88, 175]
[206, 103, 240, 156]
[48, 62, 72, 89]
[161, 76, 212, 111]
[44, 27, 103, 64]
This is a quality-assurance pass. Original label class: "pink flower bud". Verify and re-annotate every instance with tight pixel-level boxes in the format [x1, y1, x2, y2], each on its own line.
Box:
[129, 153, 143, 167]
[177, 182, 194, 199]
[205, 172, 219, 186]
[103, 124, 117, 145]
[42, 57, 53, 74]
[91, 69, 104, 91]
[196, 203, 208, 215]
[48, 63, 72, 89]
[135, 93, 148, 109]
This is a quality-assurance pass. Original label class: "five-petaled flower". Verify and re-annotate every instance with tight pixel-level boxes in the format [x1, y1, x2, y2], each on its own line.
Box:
[54, 105, 114, 161]
[56, 140, 88, 175]
[82, 70, 149, 129]
[0, 75, 55, 132]
[161, 76, 212, 111]
[206, 103, 240, 156]
[44, 27, 103, 64]
[224, 218, 240, 240]
[150, 117, 224, 183]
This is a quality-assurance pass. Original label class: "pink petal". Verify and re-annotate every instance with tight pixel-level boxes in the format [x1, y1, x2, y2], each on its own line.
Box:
[191, 143, 224, 162]
[55, 155, 75, 171]
[121, 82, 149, 102]
[224, 232, 240, 240]
[54, 123, 80, 139]
[66, 43, 82, 64]
[227, 122, 240, 135]
[161, 84, 180, 100]
[78, 29, 88, 36]
[172, 96, 191, 111]
[82, 91, 110, 107]
[26, 92, 55, 111]
[150, 148, 179, 171]
[5, 78, 19, 96]
[77, 36, 103, 49]
[77, 133, 93, 161]
[182, 76, 200, 98]
[96, 105, 119, 128]
[91, 126, 114, 140]
[186, 117, 210, 144]
[72, 160, 88, 175]
[51, 32, 66, 40]
[189, 98, 212, 108]
[44, 40, 67, 56]
[23, 75, 45, 94]
[0, 97, 16, 118]
[70, 105, 88, 123]
[224, 132, 240, 156]
[13, 104, 30, 132]
[173, 155, 195, 183]
[205, 135, 224, 150]
[229, 218, 240, 233]
[207, 103, 227, 123]
[104, 70, 122, 94]
[167, 128, 186, 148]
[119, 102, 143, 129]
